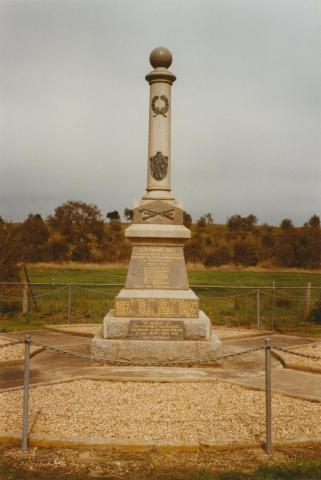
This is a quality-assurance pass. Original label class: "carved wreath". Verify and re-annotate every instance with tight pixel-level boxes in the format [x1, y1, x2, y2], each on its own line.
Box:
[151, 95, 169, 117]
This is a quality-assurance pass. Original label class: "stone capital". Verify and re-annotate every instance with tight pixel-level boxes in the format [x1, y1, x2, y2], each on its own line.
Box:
[145, 68, 176, 85]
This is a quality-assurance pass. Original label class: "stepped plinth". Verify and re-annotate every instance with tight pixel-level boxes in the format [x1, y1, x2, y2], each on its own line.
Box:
[91, 47, 221, 364]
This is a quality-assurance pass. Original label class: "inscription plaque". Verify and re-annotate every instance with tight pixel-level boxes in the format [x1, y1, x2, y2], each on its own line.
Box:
[125, 245, 189, 290]
[115, 297, 199, 318]
[129, 320, 184, 340]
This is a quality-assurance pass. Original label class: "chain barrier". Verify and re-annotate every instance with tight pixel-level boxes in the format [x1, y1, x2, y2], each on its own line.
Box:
[272, 345, 321, 361]
[26, 339, 265, 367]
[215, 345, 264, 361]
[0, 339, 23, 349]
[5, 337, 319, 364]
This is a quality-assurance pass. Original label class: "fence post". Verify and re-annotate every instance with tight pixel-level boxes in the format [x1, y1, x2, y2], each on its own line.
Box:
[22, 335, 31, 451]
[22, 280, 29, 316]
[257, 289, 260, 330]
[68, 284, 72, 324]
[304, 282, 311, 319]
[271, 281, 275, 331]
[265, 338, 272, 456]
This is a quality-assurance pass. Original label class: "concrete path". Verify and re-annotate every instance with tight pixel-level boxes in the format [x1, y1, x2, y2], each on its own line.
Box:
[1, 330, 320, 401]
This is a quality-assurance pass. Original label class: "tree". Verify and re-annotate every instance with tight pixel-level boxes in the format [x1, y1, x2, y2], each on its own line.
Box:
[300, 215, 321, 269]
[124, 208, 133, 222]
[48, 201, 104, 261]
[306, 215, 320, 229]
[47, 233, 70, 261]
[227, 214, 257, 234]
[258, 224, 275, 262]
[101, 220, 130, 262]
[280, 218, 294, 230]
[0, 220, 20, 281]
[184, 233, 205, 264]
[274, 219, 299, 267]
[183, 211, 192, 229]
[233, 239, 259, 266]
[19, 214, 49, 262]
[244, 214, 257, 228]
[227, 214, 243, 232]
[204, 246, 232, 267]
[107, 210, 121, 222]
[196, 216, 206, 231]
[204, 213, 214, 224]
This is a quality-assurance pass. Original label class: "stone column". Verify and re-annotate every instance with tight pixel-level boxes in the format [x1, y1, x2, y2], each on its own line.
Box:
[91, 47, 221, 365]
[144, 47, 176, 200]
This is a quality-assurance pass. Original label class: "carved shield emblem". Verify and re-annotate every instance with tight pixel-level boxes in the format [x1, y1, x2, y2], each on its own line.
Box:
[150, 151, 168, 181]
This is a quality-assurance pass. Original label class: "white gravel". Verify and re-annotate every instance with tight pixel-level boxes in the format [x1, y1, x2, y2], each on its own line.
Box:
[0, 337, 39, 363]
[1, 380, 320, 442]
[214, 326, 269, 340]
[276, 342, 321, 373]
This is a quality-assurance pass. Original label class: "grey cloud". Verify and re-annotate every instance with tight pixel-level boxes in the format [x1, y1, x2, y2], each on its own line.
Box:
[0, 0, 320, 225]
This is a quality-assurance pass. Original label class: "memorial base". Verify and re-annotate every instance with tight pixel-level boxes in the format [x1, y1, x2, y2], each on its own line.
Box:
[91, 332, 221, 365]
[91, 308, 221, 366]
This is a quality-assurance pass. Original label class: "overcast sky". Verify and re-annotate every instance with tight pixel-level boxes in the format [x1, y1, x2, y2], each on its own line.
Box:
[0, 0, 320, 225]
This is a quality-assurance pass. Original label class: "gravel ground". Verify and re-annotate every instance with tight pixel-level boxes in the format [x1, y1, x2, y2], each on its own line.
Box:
[276, 342, 321, 373]
[214, 326, 269, 339]
[0, 337, 39, 363]
[46, 324, 263, 340]
[46, 324, 100, 336]
[1, 380, 320, 442]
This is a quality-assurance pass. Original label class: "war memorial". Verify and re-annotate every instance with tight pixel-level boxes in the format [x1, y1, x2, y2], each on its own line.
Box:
[91, 47, 221, 364]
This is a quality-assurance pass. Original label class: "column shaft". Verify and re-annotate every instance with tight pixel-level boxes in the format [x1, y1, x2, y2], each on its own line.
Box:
[146, 81, 172, 194]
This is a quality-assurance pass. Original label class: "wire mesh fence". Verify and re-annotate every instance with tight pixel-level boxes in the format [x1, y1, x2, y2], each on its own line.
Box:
[0, 282, 320, 333]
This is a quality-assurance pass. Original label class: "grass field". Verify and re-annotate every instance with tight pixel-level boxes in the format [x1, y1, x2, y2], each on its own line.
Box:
[0, 264, 320, 333]
[25, 263, 321, 286]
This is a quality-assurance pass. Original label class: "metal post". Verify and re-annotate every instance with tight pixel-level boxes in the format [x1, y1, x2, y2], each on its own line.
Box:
[257, 289, 260, 330]
[22, 335, 31, 451]
[271, 281, 275, 331]
[265, 338, 272, 456]
[68, 284, 72, 324]
[304, 282, 311, 320]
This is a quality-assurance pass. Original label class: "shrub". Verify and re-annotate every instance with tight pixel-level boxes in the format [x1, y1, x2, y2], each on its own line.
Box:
[204, 246, 232, 267]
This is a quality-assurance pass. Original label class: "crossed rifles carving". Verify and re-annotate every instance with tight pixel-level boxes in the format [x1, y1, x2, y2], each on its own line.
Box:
[140, 208, 174, 222]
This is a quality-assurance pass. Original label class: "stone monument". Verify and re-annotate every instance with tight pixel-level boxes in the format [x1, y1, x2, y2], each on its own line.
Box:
[92, 47, 221, 364]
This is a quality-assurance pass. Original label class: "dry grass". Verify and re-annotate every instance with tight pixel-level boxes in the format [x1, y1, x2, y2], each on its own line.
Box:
[3, 444, 321, 479]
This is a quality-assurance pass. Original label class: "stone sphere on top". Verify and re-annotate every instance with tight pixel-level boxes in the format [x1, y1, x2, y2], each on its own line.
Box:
[149, 47, 172, 69]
